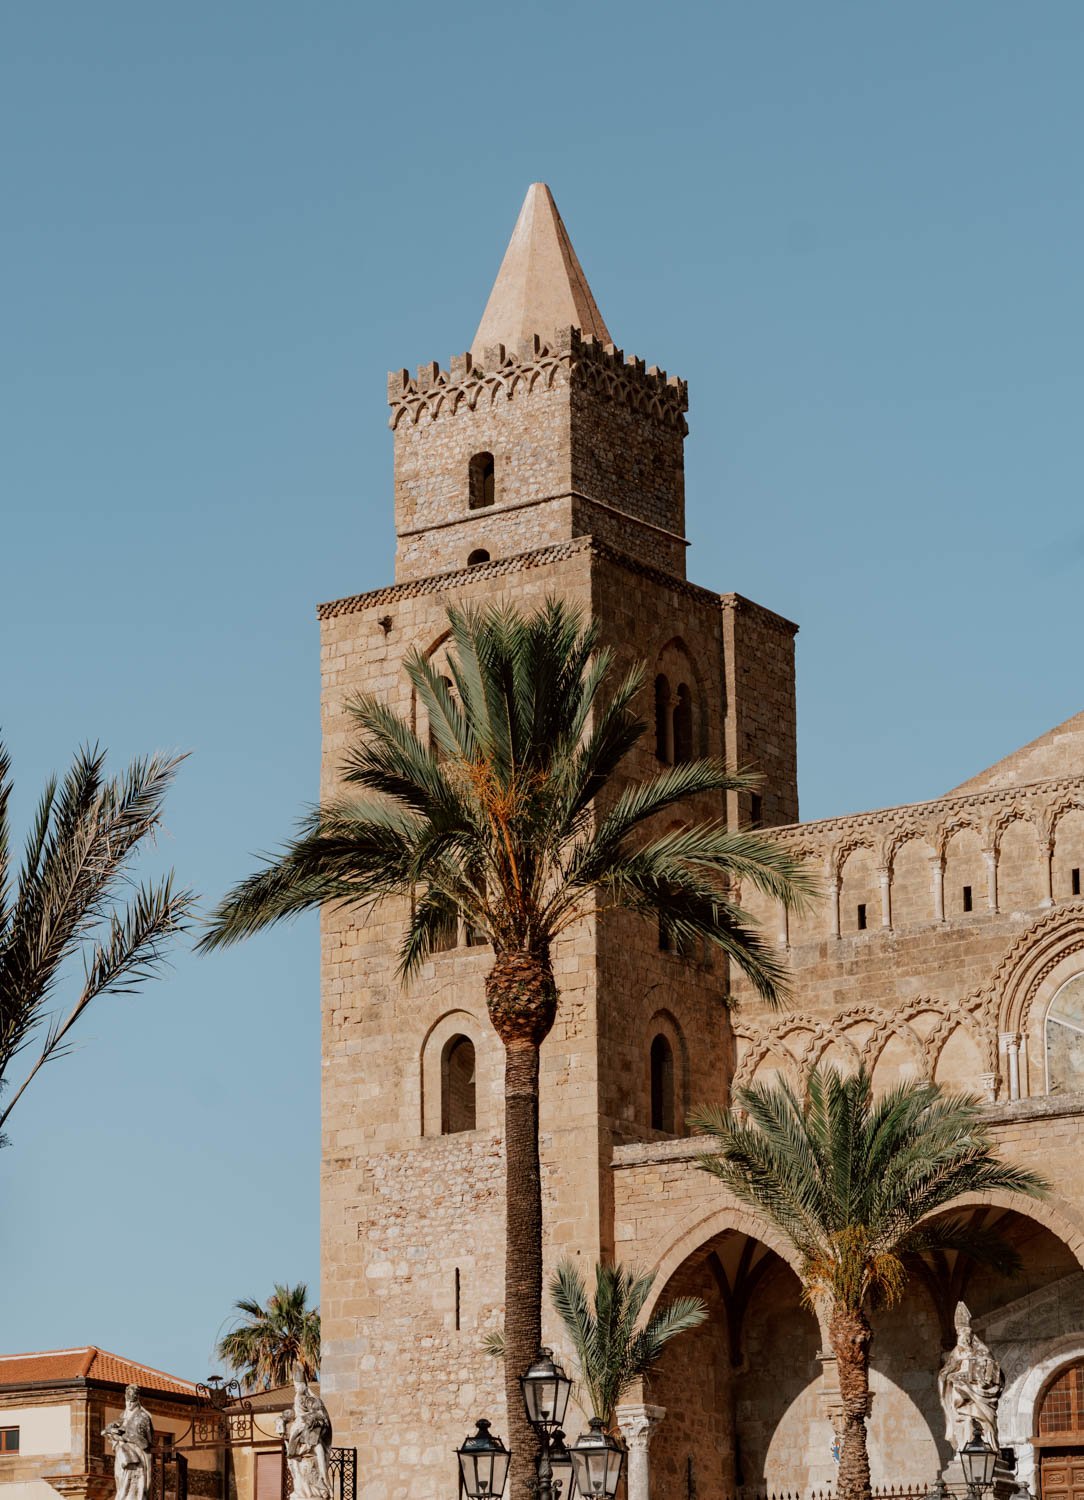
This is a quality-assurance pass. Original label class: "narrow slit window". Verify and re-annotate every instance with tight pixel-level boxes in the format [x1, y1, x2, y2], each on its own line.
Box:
[856, 903, 867, 931]
[750, 792, 762, 826]
[962, 884, 973, 913]
[469, 452, 496, 509]
[650, 1034, 676, 1133]
[673, 683, 693, 764]
[1073, 868, 1081, 897]
[455, 1267, 461, 1331]
[654, 675, 672, 763]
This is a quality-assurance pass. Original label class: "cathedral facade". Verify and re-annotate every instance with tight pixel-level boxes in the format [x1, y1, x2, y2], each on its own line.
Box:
[317, 185, 1084, 1500]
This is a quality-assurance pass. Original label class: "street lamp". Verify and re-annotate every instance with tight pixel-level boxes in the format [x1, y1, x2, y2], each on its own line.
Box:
[520, 1350, 574, 1500]
[960, 1425, 998, 1500]
[569, 1418, 625, 1499]
[548, 1431, 577, 1500]
[521, 1349, 573, 1433]
[457, 1419, 511, 1500]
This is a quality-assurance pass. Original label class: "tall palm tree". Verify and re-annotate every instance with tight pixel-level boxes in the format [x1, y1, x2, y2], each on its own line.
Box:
[218, 1282, 321, 1390]
[0, 739, 193, 1146]
[199, 597, 813, 1496]
[549, 1260, 707, 1428]
[692, 1067, 1047, 1500]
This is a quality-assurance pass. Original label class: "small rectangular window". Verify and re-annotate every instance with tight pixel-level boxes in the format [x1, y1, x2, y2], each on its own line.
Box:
[0, 1428, 19, 1454]
[1073, 868, 1081, 897]
[856, 903, 867, 931]
[750, 793, 763, 825]
[962, 885, 973, 913]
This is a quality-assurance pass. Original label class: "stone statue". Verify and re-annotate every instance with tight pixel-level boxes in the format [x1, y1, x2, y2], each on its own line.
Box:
[103, 1385, 154, 1500]
[276, 1367, 332, 1500]
[939, 1302, 1004, 1454]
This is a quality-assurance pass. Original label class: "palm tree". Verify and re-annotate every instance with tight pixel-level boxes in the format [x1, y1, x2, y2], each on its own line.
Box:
[217, 1282, 321, 1390]
[199, 597, 814, 1495]
[0, 739, 193, 1147]
[691, 1067, 1048, 1500]
[549, 1260, 707, 1428]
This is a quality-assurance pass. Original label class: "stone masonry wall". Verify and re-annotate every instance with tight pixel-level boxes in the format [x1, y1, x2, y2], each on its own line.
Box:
[389, 330, 688, 581]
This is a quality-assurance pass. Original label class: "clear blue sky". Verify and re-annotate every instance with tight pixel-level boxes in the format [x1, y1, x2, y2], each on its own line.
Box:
[2, 2, 1082, 1381]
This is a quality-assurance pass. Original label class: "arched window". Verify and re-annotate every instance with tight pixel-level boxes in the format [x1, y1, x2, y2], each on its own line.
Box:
[429, 675, 454, 759]
[673, 683, 693, 764]
[650, 1034, 675, 1133]
[1046, 973, 1084, 1095]
[467, 549, 490, 566]
[469, 453, 496, 509]
[655, 675, 672, 764]
[441, 1035, 476, 1133]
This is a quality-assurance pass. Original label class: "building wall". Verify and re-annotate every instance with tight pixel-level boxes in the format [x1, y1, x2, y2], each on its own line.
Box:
[321, 290, 1084, 1500]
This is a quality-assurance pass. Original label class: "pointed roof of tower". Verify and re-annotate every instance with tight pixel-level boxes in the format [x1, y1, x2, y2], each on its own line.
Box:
[471, 183, 611, 359]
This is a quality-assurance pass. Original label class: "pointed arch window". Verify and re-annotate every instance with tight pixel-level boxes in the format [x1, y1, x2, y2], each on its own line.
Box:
[441, 1035, 477, 1133]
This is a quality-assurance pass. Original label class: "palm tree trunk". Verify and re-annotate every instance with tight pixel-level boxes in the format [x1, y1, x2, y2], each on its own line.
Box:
[829, 1302, 873, 1500]
[485, 951, 559, 1500]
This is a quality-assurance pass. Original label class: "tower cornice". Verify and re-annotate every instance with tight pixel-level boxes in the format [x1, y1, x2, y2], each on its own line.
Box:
[388, 327, 688, 435]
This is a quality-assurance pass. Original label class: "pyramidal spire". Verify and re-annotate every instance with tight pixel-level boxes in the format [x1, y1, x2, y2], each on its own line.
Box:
[471, 183, 611, 359]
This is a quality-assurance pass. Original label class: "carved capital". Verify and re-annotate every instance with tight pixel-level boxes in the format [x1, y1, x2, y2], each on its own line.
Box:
[614, 1403, 666, 1450]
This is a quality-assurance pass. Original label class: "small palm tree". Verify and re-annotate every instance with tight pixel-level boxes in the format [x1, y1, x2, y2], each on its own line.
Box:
[550, 1260, 707, 1427]
[217, 1282, 321, 1390]
[200, 597, 814, 1496]
[692, 1067, 1047, 1500]
[0, 740, 193, 1146]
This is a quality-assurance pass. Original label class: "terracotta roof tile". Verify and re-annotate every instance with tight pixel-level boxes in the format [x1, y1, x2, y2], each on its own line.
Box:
[0, 1346, 196, 1398]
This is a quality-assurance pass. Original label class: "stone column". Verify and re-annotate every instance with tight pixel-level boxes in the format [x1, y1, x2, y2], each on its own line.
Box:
[984, 848, 999, 913]
[830, 874, 841, 939]
[932, 856, 945, 922]
[1042, 842, 1055, 907]
[778, 899, 790, 949]
[1001, 1032, 1022, 1100]
[615, 1404, 666, 1500]
[878, 867, 892, 929]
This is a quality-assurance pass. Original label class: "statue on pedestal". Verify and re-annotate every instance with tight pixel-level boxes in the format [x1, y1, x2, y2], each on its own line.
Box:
[939, 1302, 1004, 1454]
[103, 1386, 154, 1500]
[276, 1367, 332, 1500]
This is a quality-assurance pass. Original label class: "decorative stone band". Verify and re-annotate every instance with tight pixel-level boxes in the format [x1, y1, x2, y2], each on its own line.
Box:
[318, 534, 799, 636]
[386, 326, 689, 433]
[767, 773, 1084, 872]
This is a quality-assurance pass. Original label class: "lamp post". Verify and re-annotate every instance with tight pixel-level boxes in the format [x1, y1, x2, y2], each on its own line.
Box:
[960, 1424, 998, 1500]
[457, 1420, 511, 1500]
[569, 1418, 625, 1499]
[520, 1350, 574, 1500]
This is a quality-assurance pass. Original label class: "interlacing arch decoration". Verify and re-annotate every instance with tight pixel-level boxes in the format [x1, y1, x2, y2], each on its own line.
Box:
[992, 908, 1084, 1037]
[387, 331, 688, 432]
[991, 805, 1045, 855]
[731, 995, 992, 1095]
[830, 836, 878, 882]
[1047, 796, 1084, 843]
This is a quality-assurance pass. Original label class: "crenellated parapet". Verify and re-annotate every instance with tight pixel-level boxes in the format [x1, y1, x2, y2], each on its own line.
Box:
[387, 326, 688, 432]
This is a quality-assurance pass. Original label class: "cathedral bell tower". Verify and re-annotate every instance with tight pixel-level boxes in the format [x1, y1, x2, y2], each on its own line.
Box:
[318, 183, 799, 1499]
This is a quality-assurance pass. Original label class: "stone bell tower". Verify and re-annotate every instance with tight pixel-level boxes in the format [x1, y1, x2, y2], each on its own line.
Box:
[318, 183, 799, 1499]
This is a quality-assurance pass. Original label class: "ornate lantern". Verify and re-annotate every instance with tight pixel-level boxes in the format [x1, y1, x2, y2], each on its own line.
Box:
[457, 1420, 511, 1499]
[520, 1349, 573, 1433]
[548, 1430, 577, 1500]
[960, 1428, 998, 1496]
[569, 1419, 624, 1498]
